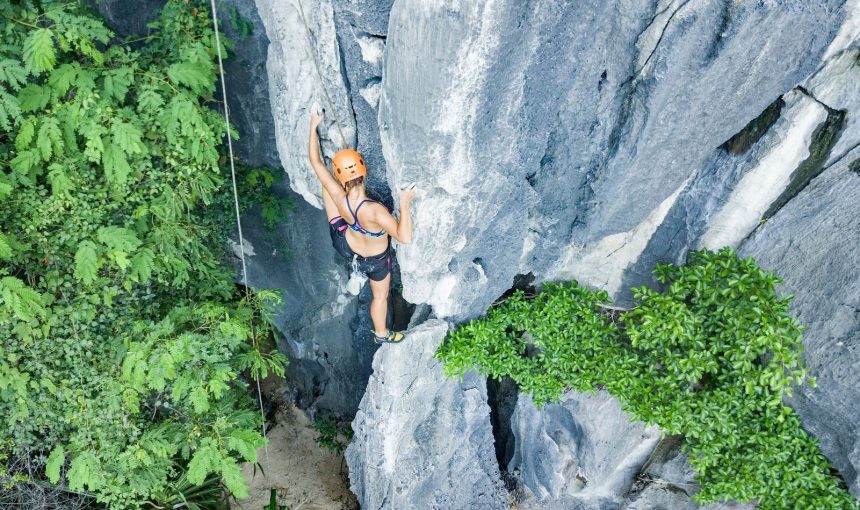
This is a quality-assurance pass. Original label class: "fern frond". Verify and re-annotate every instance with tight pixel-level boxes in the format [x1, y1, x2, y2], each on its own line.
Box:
[10, 148, 39, 176]
[80, 121, 105, 162]
[101, 141, 131, 188]
[15, 117, 35, 150]
[220, 457, 248, 499]
[0, 276, 46, 322]
[103, 67, 132, 102]
[111, 120, 145, 155]
[189, 386, 210, 414]
[48, 163, 73, 196]
[0, 88, 22, 130]
[0, 232, 12, 260]
[0, 177, 11, 199]
[45, 445, 65, 484]
[74, 240, 100, 285]
[167, 61, 212, 95]
[22, 28, 56, 74]
[48, 62, 79, 96]
[137, 86, 164, 114]
[130, 248, 155, 283]
[187, 441, 220, 486]
[37, 116, 63, 161]
[0, 59, 27, 90]
[18, 83, 51, 112]
[96, 226, 141, 252]
[226, 429, 263, 463]
[67, 451, 105, 492]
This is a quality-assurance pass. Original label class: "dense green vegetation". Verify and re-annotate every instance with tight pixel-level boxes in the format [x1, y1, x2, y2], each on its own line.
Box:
[438, 248, 858, 509]
[0, 1, 286, 507]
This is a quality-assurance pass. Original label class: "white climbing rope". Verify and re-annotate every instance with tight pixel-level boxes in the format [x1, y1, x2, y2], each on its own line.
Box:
[207, 0, 270, 471]
[296, 0, 348, 147]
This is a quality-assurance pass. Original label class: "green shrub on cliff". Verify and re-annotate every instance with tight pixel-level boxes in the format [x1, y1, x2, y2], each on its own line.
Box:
[0, 1, 285, 507]
[437, 248, 858, 509]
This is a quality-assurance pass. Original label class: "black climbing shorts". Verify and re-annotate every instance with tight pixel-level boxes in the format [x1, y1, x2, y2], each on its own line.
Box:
[329, 217, 391, 281]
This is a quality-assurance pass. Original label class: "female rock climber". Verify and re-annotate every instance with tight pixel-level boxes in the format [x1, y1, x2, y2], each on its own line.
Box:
[308, 109, 416, 344]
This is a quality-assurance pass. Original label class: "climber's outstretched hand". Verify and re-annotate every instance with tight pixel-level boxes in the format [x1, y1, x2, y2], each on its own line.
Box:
[399, 184, 416, 204]
[310, 103, 324, 129]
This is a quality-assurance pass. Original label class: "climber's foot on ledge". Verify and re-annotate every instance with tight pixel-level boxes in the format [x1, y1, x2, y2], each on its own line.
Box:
[373, 329, 405, 344]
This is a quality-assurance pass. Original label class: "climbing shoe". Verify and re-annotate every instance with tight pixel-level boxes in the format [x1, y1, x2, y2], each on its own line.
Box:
[373, 330, 405, 344]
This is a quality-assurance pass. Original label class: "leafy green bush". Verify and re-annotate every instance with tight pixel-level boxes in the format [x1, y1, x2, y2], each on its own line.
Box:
[0, 1, 286, 507]
[437, 248, 858, 509]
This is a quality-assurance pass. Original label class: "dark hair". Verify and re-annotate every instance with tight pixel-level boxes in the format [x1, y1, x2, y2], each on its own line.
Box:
[344, 176, 364, 194]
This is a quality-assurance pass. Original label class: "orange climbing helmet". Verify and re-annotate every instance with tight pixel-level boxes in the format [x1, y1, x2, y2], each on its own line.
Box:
[332, 148, 367, 185]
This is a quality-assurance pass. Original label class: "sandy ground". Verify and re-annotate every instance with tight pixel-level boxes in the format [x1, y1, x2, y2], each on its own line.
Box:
[231, 404, 358, 510]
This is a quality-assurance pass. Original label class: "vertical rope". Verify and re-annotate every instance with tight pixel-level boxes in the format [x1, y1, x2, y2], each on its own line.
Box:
[207, 0, 270, 471]
[296, 0, 348, 147]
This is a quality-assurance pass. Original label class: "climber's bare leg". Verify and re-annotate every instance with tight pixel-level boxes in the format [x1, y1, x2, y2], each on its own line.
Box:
[368, 273, 391, 336]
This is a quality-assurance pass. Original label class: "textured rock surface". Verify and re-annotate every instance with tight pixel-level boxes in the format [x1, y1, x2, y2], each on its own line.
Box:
[619, 86, 835, 299]
[88, 0, 165, 37]
[507, 391, 660, 507]
[739, 154, 860, 497]
[345, 320, 507, 510]
[367, 1, 859, 507]
[216, 0, 281, 168]
[381, 0, 847, 319]
[331, 0, 395, 203]
[254, 0, 357, 209]
[621, 437, 753, 510]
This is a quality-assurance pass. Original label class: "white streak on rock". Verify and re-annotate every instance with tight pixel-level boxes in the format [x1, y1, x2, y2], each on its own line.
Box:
[434, 0, 502, 191]
[355, 33, 384, 66]
[359, 81, 381, 109]
[701, 92, 827, 250]
[823, 1, 860, 61]
[550, 179, 688, 296]
[805, 49, 860, 167]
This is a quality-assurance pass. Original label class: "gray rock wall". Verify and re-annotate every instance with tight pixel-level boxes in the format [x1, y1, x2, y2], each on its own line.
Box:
[739, 153, 860, 497]
[507, 392, 661, 506]
[381, 0, 847, 319]
[238, 184, 374, 416]
[332, 0, 395, 202]
[373, 0, 860, 506]
[345, 320, 508, 510]
[244, 0, 410, 418]
[253, 0, 357, 209]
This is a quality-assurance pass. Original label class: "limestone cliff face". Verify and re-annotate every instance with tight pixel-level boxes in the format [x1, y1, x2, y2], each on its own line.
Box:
[98, 0, 860, 507]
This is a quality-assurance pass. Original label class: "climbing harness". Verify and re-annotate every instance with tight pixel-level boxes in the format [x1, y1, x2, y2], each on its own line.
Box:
[296, 0, 348, 147]
[207, 0, 269, 470]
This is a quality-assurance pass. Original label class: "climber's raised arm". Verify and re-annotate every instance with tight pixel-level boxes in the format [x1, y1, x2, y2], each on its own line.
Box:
[308, 111, 345, 201]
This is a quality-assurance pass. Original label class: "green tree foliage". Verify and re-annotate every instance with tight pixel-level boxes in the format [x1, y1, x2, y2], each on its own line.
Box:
[0, 1, 286, 507]
[437, 248, 858, 509]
